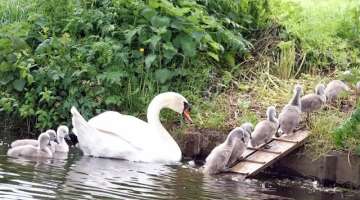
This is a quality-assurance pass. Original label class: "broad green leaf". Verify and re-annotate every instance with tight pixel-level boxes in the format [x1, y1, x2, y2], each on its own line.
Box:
[13, 79, 26, 92]
[151, 16, 170, 28]
[174, 33, 197, 57]
[141, 8, 157, 20]
[154, 68, 173, 84]
[163, 42, 177, 60]
[144, 35, 161, 50]
[145, 54, 156, 69]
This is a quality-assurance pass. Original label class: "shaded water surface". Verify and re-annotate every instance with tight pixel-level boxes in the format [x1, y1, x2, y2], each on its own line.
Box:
[0, 132, 359, 200]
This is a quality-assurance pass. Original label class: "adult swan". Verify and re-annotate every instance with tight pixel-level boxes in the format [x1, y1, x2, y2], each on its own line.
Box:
[71, 92, 192, 163]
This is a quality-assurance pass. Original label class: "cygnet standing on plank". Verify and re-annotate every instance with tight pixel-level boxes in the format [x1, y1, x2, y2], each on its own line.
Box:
[251, 106, 279, 149]
[227, 122, 253, 167]
[278, 84, 302, 136]
[203, 127, 247, 175]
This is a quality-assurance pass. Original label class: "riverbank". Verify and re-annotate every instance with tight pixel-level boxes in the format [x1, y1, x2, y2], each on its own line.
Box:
[175, 128, 360, 189]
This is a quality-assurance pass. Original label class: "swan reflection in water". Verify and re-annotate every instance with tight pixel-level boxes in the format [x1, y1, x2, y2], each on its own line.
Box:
[62, 157, 178, 199]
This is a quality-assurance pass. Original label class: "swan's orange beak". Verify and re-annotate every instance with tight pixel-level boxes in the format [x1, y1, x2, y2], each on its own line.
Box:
[182, 110, 192, 123]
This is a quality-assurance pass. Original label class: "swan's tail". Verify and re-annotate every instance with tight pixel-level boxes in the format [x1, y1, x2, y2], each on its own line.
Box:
[71, 106, 92, 136]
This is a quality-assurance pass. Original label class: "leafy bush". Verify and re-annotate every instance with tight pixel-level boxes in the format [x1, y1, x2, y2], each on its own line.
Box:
[0, 0, 269, 129]
[333, 104, 360, 154]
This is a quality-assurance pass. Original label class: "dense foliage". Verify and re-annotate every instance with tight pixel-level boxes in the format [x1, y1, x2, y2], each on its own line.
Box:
[333, 104, 360, 154]
[0, 0, 270, 129]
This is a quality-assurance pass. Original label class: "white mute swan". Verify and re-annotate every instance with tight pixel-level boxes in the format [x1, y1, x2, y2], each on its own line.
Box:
[71, 92, 192, 163]
[7, 132, 53, 158]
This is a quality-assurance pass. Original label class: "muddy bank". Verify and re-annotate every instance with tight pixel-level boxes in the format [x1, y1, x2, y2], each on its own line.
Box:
[176, 129, 360, 189]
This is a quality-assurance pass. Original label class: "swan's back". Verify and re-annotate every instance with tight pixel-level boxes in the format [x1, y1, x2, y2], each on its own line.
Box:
[71, 108, 179, 162]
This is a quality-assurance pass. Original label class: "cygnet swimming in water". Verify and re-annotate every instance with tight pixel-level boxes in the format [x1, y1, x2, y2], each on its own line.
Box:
[11, 130, 57, 153]
[7, 132, 53, 158]
[324, 80, 350, 102]
[251, 106, 279, 148]
[227, 122, 253, 167]
[301, 84, 326, 122]
[203, 127, 246, 175]
[54, 125, 69, 153]
[278, 84, 302, 136]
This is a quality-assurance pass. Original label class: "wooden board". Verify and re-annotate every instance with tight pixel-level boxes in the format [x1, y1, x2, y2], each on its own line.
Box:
[230, 130, 309, 177]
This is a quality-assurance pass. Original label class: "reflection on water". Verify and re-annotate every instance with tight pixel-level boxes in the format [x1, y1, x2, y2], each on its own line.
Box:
[0, 133, 359, 200]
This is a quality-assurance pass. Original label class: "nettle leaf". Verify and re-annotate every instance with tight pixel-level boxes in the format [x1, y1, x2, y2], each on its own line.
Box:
[163, 42, 177, 60]
[174, 33, 197, 57]
[13, 79, 26, 92]
[105, 95, 122, 106]
[144, 35, 161, 50]
[141, 8, 157, 20]
[125, 27, 142, 44]
[145, 54, 156, 69]
[154, 68, 173, 84]
[151, 16, 170, 28]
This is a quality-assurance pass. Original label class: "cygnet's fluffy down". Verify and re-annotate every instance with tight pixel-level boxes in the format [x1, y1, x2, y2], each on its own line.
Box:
[278, 84, 302, 136]
[227, 122, 253, 167]
[251, 106, 279, 147]
[301, 84, 326, 113]
[11, 130, 57, 153]
[55, 125, 70, 153]
[203, 128, 246, 175]
[7, 132, 53, 158]
[324, 80, 350, 102]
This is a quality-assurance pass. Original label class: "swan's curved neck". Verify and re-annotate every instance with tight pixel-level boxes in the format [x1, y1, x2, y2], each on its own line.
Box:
[147, 95, 179, 148]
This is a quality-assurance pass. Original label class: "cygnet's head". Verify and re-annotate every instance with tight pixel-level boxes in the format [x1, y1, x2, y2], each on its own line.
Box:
[266, 106, 277, 122]
[151, 92, 192, 123]
[46, 129, 57, 142]
[294, 84, 303, 95]
[227, 127, 247, 144]
[315, 84, 326, 95]
[57, 125, 69, 138]
[39, 132, 51, 148]
[240, 122, 253, 138]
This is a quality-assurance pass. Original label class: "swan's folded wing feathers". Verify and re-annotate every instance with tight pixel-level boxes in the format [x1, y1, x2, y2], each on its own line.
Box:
[87, 111, 159, 150]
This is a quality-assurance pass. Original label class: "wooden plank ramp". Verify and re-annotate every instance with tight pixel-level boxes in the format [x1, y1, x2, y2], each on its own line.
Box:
[230, 130, 309, 177]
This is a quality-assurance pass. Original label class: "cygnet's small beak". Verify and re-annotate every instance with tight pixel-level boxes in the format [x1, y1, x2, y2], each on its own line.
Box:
[241, 137, 245, 143]
[54, 138, 59, 144]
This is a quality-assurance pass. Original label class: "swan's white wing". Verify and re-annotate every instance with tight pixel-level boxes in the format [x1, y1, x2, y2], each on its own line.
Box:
[71, 107, 168, 162]
[87, 111, 162, 150]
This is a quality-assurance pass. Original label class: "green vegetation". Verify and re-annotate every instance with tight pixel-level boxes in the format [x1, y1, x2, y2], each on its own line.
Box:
[0, 0, 269, 129]
[0, 0, 359, 156]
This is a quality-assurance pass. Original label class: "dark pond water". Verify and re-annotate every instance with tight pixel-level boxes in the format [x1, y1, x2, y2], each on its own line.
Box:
[0, 131, 359, 200]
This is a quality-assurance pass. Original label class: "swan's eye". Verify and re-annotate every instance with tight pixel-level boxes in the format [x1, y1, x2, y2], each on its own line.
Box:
[183, 102, 191, 112]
